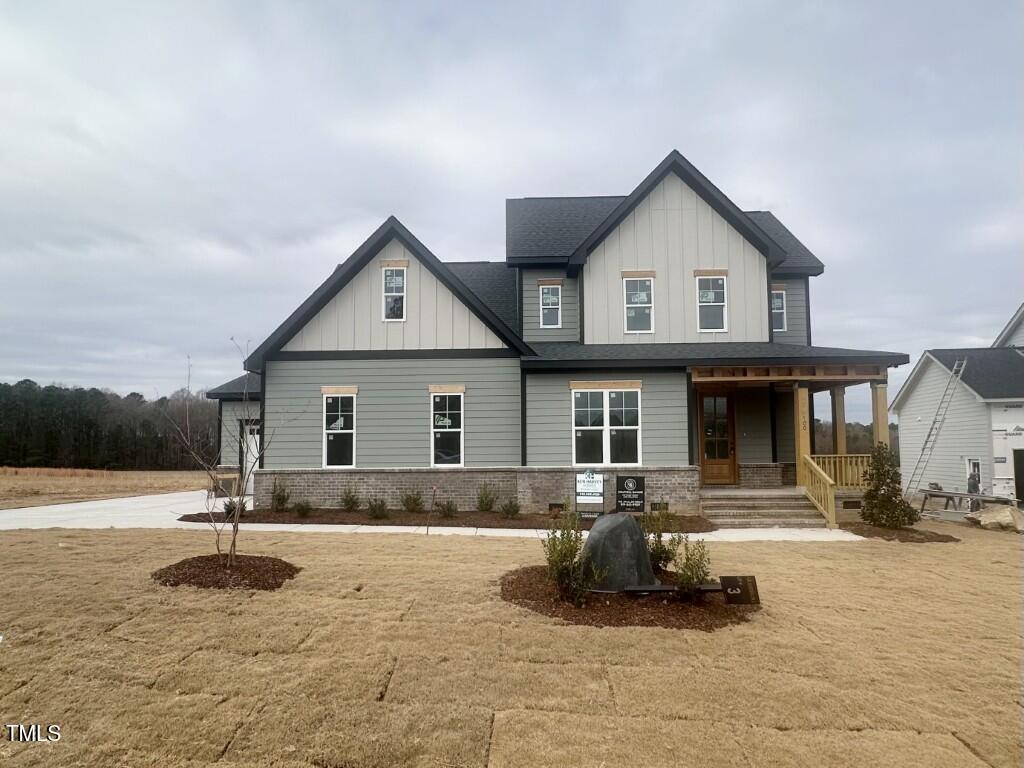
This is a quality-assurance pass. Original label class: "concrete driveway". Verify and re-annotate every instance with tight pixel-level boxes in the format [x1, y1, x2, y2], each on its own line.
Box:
[0, 491, 864, 541]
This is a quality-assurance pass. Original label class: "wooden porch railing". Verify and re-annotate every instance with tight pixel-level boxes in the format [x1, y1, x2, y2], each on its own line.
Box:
[802, 456, 837, 528]
[811, 454, 871, 490]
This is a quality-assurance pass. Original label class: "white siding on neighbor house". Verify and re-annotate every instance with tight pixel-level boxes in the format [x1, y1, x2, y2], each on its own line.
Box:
[991, 402, 1024, 499]
[582, 173, 770, 344]
[282, 237, 506, 352]
[219, 400, 260, 466]
[263, 358, 521, 469]
[525, 370, 689, 467]
[999, 319, 1024, 347]
[772, 278, 809, 345]
[894, 356, 993, 493]
[521, 269, 579, 342]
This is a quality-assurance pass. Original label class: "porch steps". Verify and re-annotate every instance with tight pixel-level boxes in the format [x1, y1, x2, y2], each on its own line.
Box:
[700, 488, 826, 529]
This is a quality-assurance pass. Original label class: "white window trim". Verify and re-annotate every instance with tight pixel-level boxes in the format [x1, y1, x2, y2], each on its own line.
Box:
[623, 278, 654, 335]
[771, 289, 787, 332]
[382, 266, 407, 322]
[696, 275, 728, 333]
[570, 388, 643, 468]
[539, 284, 562, 329]
[429, 391, 465, 468]
[322, 393, 356, 469]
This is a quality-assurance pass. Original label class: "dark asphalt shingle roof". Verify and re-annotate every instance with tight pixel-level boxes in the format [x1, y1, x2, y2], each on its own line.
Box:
[206, 373, 261, 400]
[745, 211, 824, 275]
[506, 196, 624, 263]
[446, 261, 519, 332]
[505, 196, 824, 275]
[523, 342, 908, 367]
[929, 348, 1024, 399]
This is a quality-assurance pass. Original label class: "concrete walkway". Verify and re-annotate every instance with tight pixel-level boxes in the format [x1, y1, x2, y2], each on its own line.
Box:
[0, 490, 864, 542]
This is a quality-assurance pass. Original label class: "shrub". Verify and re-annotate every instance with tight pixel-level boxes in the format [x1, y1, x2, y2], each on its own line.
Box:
[436, 498, 458, 518]
[674, 535, 711, 592]
[861, 443, 920, 529]
[476, 484, 498, 513]
[640, 508, 683, 572]
[400, 491, 424, 514]
[367, 498, 388, 519]
[223, 497, 247, 518]
[541, 513, 604, 606]
[292, 501, 312, 518]
[340, 486, 361, 514]
[270, 479, 290, 514]
[499, 498, 520, 519]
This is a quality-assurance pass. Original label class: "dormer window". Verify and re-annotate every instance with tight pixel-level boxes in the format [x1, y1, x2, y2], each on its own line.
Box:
[623, 276, 654, 333]
[540, 284, 562, 328]
[383, 266, 406, 321]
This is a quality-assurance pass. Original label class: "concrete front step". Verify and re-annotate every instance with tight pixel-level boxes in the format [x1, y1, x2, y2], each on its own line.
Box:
[700, 487, 826, 528]
[703, 508, 822, 519]
[701, 500, 817, 511]
[707, 516, 827, 529]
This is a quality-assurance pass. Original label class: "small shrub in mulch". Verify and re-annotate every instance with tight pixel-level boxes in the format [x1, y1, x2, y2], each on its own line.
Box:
[841, 522, 960, 544]
[500, 565, 759, 631]
[151, 555, 301, 591]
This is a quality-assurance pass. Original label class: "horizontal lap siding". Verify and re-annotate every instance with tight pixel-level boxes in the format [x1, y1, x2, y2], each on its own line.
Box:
[522, 269, 579, 342]
[264, 358, 521, 469]
[895, 356, 993, 493]
[734, 387, 773, 463]
[219, 400, 260, 465]
[772, 278, 809, 345]
[526, 370, 689, 467]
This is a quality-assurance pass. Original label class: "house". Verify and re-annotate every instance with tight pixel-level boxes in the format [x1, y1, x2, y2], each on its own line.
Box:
[206, 150, 909, 525]
[891, 303, 1024, 502]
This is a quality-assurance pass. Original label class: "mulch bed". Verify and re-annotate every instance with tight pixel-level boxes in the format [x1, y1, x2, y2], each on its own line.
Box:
[178, 509, 718, 533]
[841, 522, 961, 543]
[499, 565, 759, 631]
[151, 554, 301, 591]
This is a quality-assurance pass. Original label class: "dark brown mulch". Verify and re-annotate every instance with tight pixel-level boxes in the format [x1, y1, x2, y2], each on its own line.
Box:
[151, 554, 301, 591]
[841, 522, 960, 543]
[178, 509, 718, 533]
[499, 565, 759, 631]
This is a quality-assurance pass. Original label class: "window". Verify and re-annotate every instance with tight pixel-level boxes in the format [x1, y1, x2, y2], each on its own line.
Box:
[540, 284, 561, 328]
[697, 276, 727, 332]
[572, 389, 641, 466]
[624, 278, 653, 333]
[323, 395, 355, 467]
[431, 393, 463, 466]
[771, 289, 787, 331]
[383, 267, 406, 321]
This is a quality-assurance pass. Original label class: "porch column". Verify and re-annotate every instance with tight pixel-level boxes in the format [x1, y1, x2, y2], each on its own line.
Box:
[830, 387, 847, 455]
[871, 380, 889, 447]
[793, 385, 811, 486]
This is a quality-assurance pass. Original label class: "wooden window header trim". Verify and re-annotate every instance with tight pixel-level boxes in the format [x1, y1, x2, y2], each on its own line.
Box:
[569, 380, 643, 390]
[621, 270, 656, 279]
[428, 384, 466, 394]
[694, 268, 728, 277]
[321, 386, 359, 395]
[537, 278, 563, 286]
[381, 259, 410, 268]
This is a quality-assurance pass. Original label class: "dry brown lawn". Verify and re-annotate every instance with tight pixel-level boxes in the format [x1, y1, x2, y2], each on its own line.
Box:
[0, 523, 1020, 767]
[0, 467, 207, 509]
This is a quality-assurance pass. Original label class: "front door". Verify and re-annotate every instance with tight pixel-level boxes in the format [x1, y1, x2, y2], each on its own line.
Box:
[699, 393, 736, 485]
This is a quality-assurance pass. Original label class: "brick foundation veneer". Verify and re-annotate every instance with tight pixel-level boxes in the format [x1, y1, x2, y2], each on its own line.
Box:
[253, 466, 701, 515]
[737, 463, 786, 488]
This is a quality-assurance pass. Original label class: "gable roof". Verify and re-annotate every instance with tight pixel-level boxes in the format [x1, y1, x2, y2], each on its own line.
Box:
[446, 261, 519, 332]
[564, 150, 787, 276]
[892, 347, 1024, 410]
[244, 217, 533, 372]
[206, 372, 261, 401]
[744, 211, 825, 276]
[992, 302, 1024, 347]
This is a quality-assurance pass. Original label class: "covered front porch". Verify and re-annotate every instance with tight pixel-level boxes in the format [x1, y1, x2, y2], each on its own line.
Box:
[692, 361, 895, 527]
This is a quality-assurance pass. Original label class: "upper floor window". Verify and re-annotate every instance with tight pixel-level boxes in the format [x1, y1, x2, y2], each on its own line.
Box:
[323, 394, 356, 467]
[540, 284, 561, 328]
[697, 276, 727, 332]
[624, 278, 653, 333]
[431, 392, 463, 467]
[572, 389, 641, 466]
[383, 267, 406, 321]
[771, 289, 787, 331]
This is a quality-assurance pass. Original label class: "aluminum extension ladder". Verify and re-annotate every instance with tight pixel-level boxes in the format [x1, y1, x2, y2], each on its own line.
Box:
[903, 358, 967, 500]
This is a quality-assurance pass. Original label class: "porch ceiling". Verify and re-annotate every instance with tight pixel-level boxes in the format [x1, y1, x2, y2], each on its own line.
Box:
[690, 362, 889, 388]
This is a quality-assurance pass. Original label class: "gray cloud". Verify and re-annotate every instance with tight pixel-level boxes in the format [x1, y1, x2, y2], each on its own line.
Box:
[1, 1, 1021, 421]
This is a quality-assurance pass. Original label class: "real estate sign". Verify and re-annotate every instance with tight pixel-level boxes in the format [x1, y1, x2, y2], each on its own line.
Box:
[615, 475, 645, 512]
[575, 470, 603, 505]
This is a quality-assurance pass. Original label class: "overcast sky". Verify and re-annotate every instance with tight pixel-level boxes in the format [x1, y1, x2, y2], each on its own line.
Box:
[1, 1, 1021, 422]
